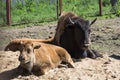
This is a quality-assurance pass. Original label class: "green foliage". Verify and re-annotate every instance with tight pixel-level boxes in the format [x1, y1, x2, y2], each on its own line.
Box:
[0, 0, 6, 25]
[11, 0, 56, 24]
[24, 0, 36, 12]
[102, 0, 110, 6]
[109, 0, 120, 16]
[1, 0, 119, 25]
[115, 1, 120, 16]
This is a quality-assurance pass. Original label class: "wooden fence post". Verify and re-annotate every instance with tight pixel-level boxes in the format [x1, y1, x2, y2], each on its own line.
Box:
[56, 0, 59, 19]
[99, 0, 102, 16]
[59, 0, 62, 16]
[6, 0, 11, 25]
[56, 0, 62, 19]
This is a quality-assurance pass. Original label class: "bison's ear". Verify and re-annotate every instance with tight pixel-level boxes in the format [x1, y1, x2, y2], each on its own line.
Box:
[90, 18, 97, 25]
[33, 42, 41, 49]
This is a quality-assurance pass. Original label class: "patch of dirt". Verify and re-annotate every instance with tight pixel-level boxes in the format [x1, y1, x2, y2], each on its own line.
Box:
[0, 18, 120, 80]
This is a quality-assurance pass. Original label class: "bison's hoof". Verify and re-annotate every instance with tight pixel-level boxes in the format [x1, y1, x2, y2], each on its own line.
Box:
[87, 49, 102, 59]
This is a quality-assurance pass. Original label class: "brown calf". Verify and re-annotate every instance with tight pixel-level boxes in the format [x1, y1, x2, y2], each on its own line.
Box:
[6, 41, 74, 76]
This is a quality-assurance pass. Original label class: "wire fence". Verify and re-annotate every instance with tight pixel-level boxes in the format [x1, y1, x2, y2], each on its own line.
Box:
[0, 0, 120, 26]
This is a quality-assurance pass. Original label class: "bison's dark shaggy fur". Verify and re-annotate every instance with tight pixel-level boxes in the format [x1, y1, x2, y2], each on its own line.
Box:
[54, 12, 102, 59]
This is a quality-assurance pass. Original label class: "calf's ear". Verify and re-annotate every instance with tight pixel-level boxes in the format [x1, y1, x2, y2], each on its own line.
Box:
[90, 18, 97, 25]
[33, 42, 41, 49]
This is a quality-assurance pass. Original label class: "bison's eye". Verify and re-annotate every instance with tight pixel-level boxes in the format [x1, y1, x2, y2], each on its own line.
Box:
[27, 48, 31, 53]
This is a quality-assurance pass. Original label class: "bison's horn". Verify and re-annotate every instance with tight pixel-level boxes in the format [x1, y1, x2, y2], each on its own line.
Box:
[69, 17, 75, 24]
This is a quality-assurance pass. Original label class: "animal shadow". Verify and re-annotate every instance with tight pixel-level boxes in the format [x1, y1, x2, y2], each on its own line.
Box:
[0, 67, 24, 80]
[109, 54, 120, 60]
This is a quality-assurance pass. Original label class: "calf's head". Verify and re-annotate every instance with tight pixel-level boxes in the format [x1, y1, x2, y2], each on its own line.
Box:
[18, 41, 41, 71]
[67, 17, 97, 50]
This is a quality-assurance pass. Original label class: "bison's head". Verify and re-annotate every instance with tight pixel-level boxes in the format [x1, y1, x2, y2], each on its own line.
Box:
[18, 41, 41, 72]
[67, 17, 97, 50]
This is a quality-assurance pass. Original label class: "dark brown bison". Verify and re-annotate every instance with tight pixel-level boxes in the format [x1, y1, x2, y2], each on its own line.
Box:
[6, 40, 74, 76]
[54, 12, 102, 59]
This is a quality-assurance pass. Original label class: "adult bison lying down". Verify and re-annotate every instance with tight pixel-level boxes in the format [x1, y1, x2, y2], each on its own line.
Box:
[5, 41, 74, 76]
[55, 12, 102, 59]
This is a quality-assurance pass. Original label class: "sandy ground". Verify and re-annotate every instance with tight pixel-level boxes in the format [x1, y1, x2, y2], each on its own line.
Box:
[0, 17, 120, 80]
[0, 51, 120, 80]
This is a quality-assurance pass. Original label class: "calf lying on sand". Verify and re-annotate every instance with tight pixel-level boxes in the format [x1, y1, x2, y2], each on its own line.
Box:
[5, 40, 74, 76]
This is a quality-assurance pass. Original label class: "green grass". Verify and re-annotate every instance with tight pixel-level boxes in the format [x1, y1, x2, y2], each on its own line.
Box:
[0, 0, 120, 26]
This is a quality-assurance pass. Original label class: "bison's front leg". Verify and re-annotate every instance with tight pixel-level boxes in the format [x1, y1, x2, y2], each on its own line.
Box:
[87, 49, 103, 59]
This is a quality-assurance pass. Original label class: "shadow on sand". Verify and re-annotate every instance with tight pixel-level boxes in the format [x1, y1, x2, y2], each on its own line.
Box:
[0, 67, 20, 80]
[109, 54, 120, 60]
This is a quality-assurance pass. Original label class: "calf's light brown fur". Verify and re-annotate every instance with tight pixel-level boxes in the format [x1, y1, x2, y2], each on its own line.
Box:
[6, 41, 74, 76]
